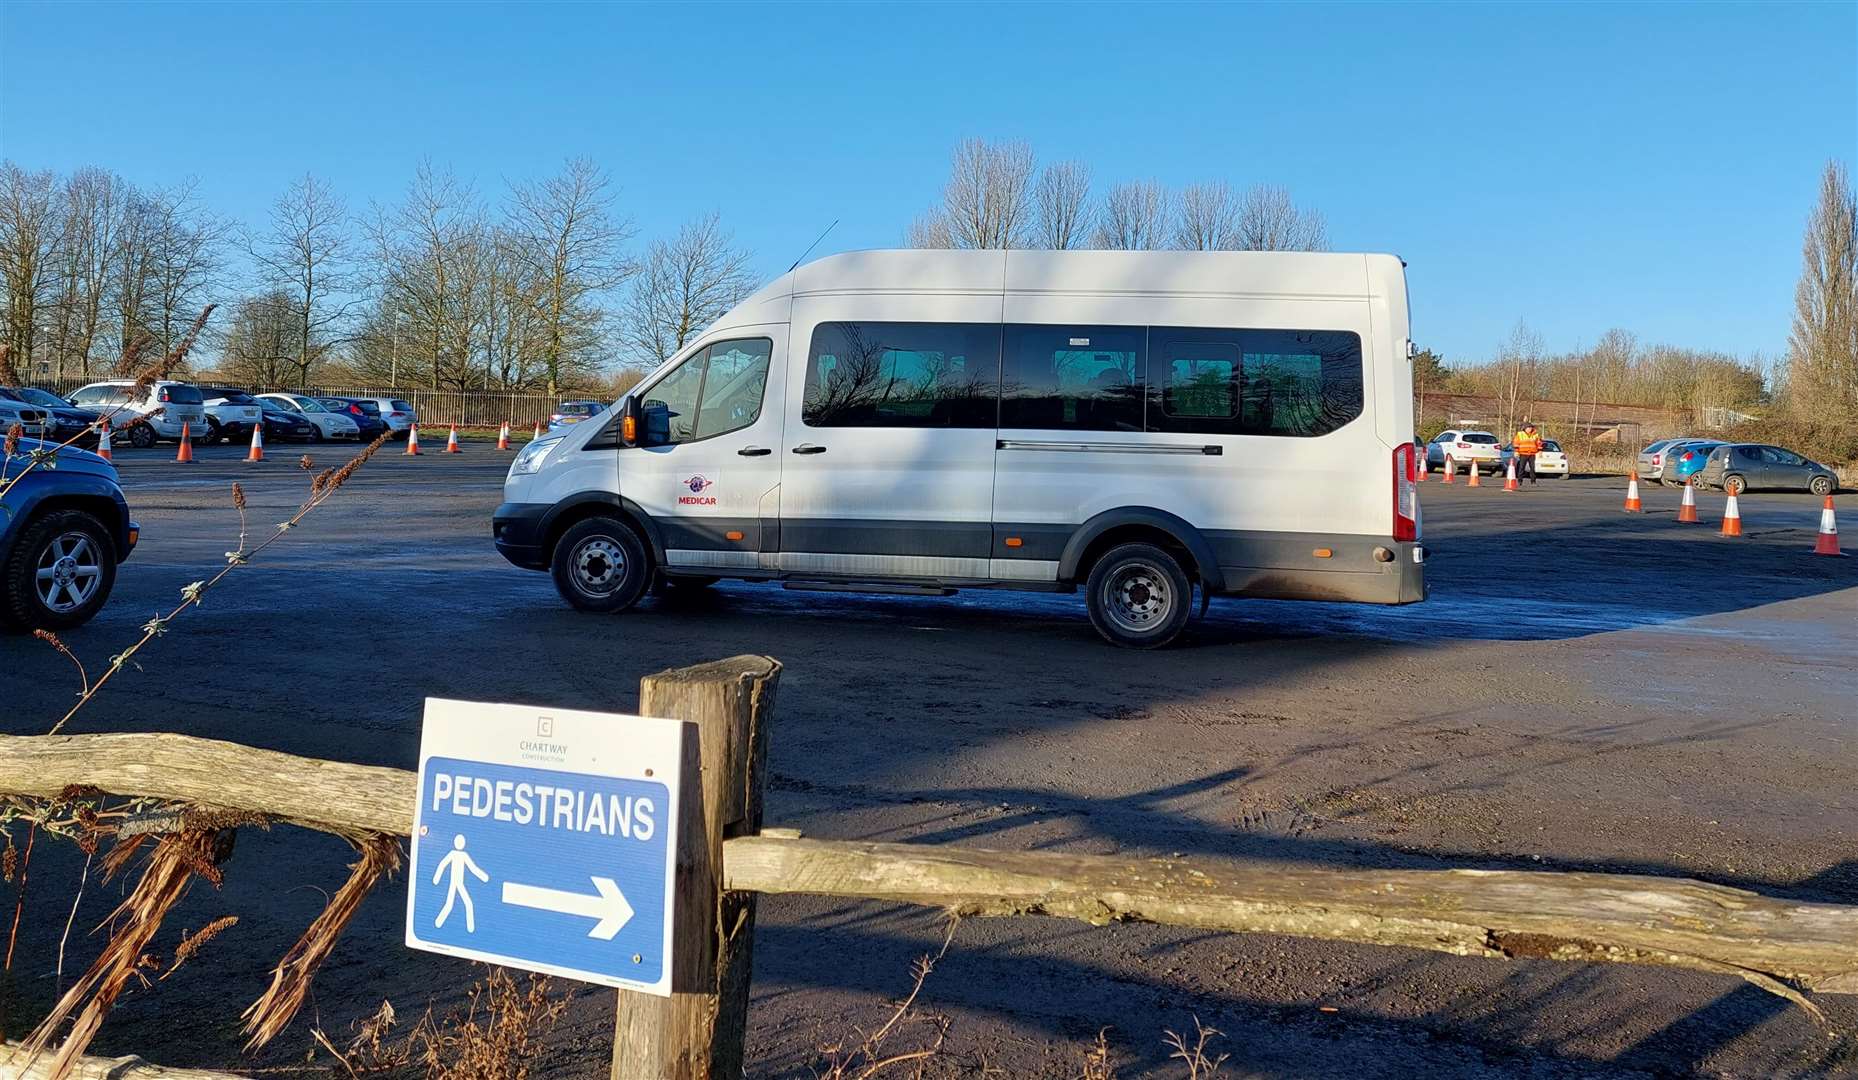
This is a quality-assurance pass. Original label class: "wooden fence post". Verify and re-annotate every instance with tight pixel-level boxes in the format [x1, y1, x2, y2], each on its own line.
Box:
[612, 655, 781, 1080]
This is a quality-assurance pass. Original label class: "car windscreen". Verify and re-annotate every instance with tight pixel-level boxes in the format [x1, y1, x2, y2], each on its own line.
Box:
[560, 402, 599, 416]
[205, 390, 257, 403]
[1543, 440, 1561, 452]
[0, 387, 23, 402]
[350, 400, 381, 415]
[1463, 433, 1498, 444]
[160, 384, 204, 404]
[390, 400, 414, 412]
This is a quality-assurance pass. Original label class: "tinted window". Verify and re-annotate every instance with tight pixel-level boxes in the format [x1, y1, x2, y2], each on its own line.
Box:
[1000, 324, 1144, 431]
[390, 400, 414, 412]
[1463, 433, 1498, 444]
[160, 384, 204, 405]
[804, 322, 999, 428]
[1147, 327, 1363, 437]
[640, 337, 772, 446]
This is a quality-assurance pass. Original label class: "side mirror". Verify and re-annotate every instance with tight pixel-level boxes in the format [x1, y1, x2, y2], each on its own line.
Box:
[642, 401, 672, 445]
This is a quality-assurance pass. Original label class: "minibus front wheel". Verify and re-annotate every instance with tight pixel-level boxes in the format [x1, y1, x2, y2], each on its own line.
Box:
[551, 516, 651, 613]
[1085, 542, 1193, 649]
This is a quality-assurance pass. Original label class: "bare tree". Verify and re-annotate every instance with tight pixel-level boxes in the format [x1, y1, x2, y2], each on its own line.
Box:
[1093, 181, 1171, 250]
[1032, 160, 1093, 250]
[46, 168, 126, 378]
[0, 163, 61, 373]
[1786, 159, 1857, 422]
[1233, 185, 1329, 251]
[220, 290, 297, 388]
[620, 212, 755, 369]
[507, 157, 634, 395]
[370, 161, 487, 391]
[1173, 181, 1240, 251]
[908, 138, 1035, 250]
[142, 178, 227, 360]
[1496, 320, 1544, 435]
[247, 173, 356, 387]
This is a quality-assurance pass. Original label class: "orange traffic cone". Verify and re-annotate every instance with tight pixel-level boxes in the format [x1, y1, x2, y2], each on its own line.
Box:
[1503, 457, 1519, 491]
[1719, 491, 1743, 537]
[533, 421, 544, 440]
[246, 419, 265, 462]
[95, 420, 112, 463]
[445, 424, 462, 453]
[1677, 478, 1699, 523]
[405, 423, 423, 455]
[497, 420, 510, 450]
[1416, 453, 1427, 482]
[1813, 495, 1843, 556]
[1467, 459, 1481, 487]
[1624, 474, 1642, 512]
[174, 423, 195, 463]
[1442, 456, 1455, 484]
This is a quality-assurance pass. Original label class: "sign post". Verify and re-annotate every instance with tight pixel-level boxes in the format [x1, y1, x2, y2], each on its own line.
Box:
[406, 699, 691, 995]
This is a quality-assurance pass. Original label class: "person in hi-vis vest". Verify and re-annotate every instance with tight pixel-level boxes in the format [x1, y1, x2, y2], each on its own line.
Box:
[1511, 422, 1544, 484]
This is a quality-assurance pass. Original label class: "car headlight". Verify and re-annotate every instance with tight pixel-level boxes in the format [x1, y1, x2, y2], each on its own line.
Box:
[509, 436, 562, 476]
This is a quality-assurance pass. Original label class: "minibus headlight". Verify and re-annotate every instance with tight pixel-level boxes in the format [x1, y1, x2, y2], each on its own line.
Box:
[510, 436, 562, 476]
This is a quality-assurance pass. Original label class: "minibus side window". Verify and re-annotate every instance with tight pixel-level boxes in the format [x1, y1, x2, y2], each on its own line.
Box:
[1147, 327, 1363, 438]
[803, 322, 999, 428]
[1000, 325, 1144, 432]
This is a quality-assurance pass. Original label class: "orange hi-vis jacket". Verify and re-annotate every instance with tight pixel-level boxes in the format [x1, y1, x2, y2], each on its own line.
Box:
[1513, 430, 1543, 455]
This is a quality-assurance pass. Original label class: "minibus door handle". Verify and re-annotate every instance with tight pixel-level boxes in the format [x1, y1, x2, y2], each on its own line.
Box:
[737, 445, 772, 457]
[791, 443, 827, 455]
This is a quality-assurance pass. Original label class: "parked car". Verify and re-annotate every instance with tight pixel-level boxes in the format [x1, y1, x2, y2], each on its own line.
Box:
[0, 396, 49, 441]
[1658, 439, 1722, 487]
[0, 442, 137, 630]
[0, 387, 96, 446]
[352, 397, 418, 438]
[1499, 438, 1570, 477]
[196, 387, 268, 445]
[259, 403, 319, 442]
[1697, 444, 1838, 496]
[317, 397, 389, 441]
[256, 393, 361, 441]
[548, 400, 605, 430]
[1425, 429, 1503, 470]
[68, 379, 209, 448]
[1635, 437, 1697, 482]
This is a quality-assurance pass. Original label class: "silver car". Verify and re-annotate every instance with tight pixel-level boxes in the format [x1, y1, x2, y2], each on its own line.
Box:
[1635, 437, 1696, 482]
[354, 396, 418, 438]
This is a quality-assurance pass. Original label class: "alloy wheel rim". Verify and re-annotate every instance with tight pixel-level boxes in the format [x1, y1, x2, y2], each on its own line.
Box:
[35, 531, 102, 613]
[1103, 562, 1172, 634]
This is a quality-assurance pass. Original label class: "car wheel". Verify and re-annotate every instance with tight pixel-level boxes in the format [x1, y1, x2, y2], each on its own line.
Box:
[1085, 542, 1193, 649]
[311, 426, 326, 443]
[551, 517, 650, 613]
[1810, 475, 1833, 497]
[1723, 474, 1746, 496]
[205, 419, 224, 444]
[2, 510, 117, 631]
[127, 423, 156, 449]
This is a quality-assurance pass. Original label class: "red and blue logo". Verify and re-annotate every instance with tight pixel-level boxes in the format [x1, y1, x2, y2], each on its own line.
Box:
[684, 475, 713, 493]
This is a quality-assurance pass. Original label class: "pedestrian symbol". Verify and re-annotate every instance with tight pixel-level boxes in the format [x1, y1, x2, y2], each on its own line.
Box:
[433, 835, 488, 932]
[405, 699, 688, 995]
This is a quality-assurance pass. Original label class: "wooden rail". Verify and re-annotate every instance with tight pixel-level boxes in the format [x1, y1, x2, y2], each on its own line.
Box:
[2, 731, 1854, 999]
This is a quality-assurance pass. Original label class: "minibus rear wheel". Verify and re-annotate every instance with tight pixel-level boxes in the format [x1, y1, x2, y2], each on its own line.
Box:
[552, 517, 650, 613]
[1085, 542, 1192, 649]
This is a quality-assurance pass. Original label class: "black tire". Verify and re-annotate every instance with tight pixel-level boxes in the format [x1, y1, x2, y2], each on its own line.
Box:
[1810, 475, 1833, 497]
[127, 423, 156, 449]
[205, 419, 224, 444]
[1084, 542, 1193, 649]
[311, 426, 326, 443]
[551, 517, 651, 613]
[1723, 474, 1746, 496]
[2, 510, 117, 631]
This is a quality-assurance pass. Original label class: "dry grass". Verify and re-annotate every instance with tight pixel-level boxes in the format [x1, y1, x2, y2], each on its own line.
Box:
[315, 966, 572, 1079]
[242, 833, 401, 1049]
[1077, 1028, 1117, 1080]
[1161, 1017, 1228, 1080]
[813, 919, 957, 1080]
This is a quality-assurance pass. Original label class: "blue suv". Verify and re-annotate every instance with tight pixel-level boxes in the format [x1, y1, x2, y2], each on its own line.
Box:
[0, 442, 137, 630]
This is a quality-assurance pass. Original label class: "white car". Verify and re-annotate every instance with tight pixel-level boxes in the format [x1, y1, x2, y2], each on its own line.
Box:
[1500, 438, 1570, 478]
[256, 393, 361, 441]
[1425, 429, 1503, 470]
[69, 379, 209, 448]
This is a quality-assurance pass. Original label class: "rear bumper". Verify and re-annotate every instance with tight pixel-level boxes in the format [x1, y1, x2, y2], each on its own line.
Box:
[493, 502, 551, 570]
[1215, 539, 1426, 605]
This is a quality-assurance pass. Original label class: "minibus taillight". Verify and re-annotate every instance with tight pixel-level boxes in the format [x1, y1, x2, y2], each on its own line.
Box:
[1393, 444, 1420, 542]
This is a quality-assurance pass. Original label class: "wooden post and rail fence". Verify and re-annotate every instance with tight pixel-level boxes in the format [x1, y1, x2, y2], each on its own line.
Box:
[2, 655, 1854, 1078]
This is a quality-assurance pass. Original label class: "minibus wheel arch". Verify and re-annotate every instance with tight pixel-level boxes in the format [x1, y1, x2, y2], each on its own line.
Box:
[1060, 510, 1224, 592]
[541, 496, 663, 568]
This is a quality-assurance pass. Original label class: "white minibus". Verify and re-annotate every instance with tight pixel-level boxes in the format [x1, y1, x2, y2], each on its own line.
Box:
[495, 250, 1424, 647]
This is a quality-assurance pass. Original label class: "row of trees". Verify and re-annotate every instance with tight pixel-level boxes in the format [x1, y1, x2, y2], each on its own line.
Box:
[0, 159, 760, 394]
[905, 139, 1329, 252]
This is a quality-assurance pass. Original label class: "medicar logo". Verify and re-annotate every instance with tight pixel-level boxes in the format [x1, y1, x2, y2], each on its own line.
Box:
[676, 473, 719, 507]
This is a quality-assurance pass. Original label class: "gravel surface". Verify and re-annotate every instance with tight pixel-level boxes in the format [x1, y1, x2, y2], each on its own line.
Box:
[2, 443, 1854, 1077]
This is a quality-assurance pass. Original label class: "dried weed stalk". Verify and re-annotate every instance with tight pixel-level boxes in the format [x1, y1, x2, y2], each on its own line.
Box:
[318, 967, 572, 1079]
[242, 832, 402, 1049]
[1077, 1028, 1117, 1080]
[1161, 1017, 1228, 1080]
[19, 828, 227, 1073]
[814, 917, 958, 1080]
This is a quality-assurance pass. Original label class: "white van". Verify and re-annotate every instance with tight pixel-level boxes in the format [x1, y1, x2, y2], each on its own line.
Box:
[495, 250, 1423, 647]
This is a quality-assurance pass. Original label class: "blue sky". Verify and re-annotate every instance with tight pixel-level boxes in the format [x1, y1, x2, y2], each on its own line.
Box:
[3, 1, 1852, 365]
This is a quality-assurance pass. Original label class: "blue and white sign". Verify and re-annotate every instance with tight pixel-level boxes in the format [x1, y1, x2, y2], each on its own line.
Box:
[405, 698, 687, 995]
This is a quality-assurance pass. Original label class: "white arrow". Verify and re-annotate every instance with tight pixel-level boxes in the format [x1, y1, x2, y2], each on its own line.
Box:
[501, 876, 634, 940]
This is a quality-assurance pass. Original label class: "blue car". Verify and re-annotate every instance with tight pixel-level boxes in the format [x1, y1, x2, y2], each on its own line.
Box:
[0, 441, 137, 630]
[1660, 440, 1722, 487]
